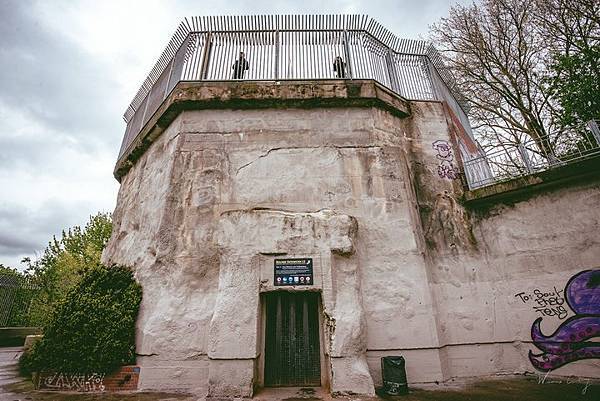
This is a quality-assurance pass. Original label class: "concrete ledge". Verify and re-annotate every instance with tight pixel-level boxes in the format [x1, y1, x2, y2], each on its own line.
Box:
[23, 334, 43, 351]
[0, 327, 42, 346]
[137, 360, 208, 394]
[114, 79, 411, 181]
[464, 155, 600, 207]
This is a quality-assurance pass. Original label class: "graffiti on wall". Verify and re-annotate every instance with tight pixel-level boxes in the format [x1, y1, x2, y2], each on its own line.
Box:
[528, 269, 600, 371]
[432, 140, 459, 180]
[514, 287, 568, 320]
[40, 372, 105, 392]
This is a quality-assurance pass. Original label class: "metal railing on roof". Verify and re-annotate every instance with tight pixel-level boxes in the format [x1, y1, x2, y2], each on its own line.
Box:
[118, 15, 471, 162]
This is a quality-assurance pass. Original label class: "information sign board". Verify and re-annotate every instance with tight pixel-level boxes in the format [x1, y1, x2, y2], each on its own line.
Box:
[274, 258, 313, 286]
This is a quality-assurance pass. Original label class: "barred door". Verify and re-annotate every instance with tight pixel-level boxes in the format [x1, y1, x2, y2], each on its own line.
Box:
[264, 292, 321, 387]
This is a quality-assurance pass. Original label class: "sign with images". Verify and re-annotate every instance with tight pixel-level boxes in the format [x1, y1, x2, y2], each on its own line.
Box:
[274, 258, 313, 286]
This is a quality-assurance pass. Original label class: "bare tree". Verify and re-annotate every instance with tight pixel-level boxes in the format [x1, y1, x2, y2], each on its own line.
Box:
[430, 0, 559, 161]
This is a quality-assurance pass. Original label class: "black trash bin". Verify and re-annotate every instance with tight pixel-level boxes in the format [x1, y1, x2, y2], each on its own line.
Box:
[376, 356, 408, 396]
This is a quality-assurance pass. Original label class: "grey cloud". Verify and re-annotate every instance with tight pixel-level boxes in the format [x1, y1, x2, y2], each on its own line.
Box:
[0, 199, 100, 261]
[0, 129, 67, 169]
[0, 1, 123, 267]
[0, 1, 123, 153]
[0, 233, 39, 256]
[169, 0, 449, 38]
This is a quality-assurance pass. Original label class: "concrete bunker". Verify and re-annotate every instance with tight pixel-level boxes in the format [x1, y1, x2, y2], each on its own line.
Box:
[103, 13, 600, 399]
[103, 80, 418, 396]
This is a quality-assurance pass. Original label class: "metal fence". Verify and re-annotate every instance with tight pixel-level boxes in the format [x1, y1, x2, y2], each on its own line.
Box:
[118, 15, 471, 162]
[464, 121, 600, 189]
[0, 273, 39, 327]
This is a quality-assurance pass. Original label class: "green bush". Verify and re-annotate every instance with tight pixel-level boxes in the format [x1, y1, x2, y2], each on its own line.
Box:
[24, 213, 113, 327]
[20, 264, 142, 375]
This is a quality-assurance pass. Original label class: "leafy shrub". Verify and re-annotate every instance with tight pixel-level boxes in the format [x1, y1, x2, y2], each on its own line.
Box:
[20, 264, 142, 375]
[24, 213, 113, 327]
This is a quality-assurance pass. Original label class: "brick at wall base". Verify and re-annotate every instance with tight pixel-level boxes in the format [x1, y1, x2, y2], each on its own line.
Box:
[35, 365, 140, 392]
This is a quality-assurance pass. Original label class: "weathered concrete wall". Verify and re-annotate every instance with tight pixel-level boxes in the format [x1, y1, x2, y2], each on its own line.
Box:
[104, 115, 215, 393]
[104, 96, 444, 395]
[425, 184, 600, 379]
[406, 101, 600, 381]
[103, 81, 600, 396]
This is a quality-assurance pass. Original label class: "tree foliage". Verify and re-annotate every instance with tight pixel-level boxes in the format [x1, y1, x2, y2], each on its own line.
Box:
[0, 263, 22, 277]
[0, 264, 33, 327]
[23, 213, 113, 327]
[20, 264, 142, 374]
[537, 0, 600, 129]
[431, 0, 556, 154]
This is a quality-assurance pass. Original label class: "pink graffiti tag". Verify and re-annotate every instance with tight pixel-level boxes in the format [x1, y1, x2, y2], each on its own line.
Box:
[432, 140, 459, 179]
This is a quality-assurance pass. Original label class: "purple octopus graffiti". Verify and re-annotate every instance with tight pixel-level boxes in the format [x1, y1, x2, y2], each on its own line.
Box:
[529, 269, 600, 371]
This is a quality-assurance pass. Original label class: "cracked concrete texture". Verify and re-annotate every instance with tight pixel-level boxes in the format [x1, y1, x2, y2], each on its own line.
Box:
[104, 84, 600, 397]
[209, 209, 372, 396]
[115, 80, 410, 180]
[405, 101, 600, 378]
[104, 104, 435, 395]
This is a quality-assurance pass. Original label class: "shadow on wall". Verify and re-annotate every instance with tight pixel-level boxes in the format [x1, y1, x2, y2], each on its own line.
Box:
[528, 269, 600, 371]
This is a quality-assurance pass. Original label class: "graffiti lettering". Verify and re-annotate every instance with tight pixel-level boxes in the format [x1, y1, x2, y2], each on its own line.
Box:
[432, 140, 459, 180]
[536, 372, 592, 395]
[514, 287, 568, 320]
[537, 370, 575, 386]
[40, 372, 105, 392]
[528, 269, 600, 372]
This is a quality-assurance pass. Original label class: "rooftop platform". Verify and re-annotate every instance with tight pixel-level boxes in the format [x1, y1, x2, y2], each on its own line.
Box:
[114, 79, 411, 180]
[116, 15, 472, 180]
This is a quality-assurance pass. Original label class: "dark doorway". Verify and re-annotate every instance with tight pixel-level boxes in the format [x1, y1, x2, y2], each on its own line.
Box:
[264, 291, 321, 387]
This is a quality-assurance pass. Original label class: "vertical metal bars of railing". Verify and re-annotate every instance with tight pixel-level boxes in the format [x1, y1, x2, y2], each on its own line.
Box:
[392, 54, 436, 100]
[464, 124, 600, 189]
[118, 15, 473, 164]
[0, 274, 39, 327]
[349, 31, 391, 88]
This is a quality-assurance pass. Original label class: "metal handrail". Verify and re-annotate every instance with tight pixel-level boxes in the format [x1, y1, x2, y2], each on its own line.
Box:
[463, 122, 600, 189]
[124, 14, 431, 120]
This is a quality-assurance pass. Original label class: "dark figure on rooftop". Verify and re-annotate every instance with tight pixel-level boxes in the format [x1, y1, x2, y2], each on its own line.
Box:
[232, 51, 249, 79]
[333, 56, 347, 78]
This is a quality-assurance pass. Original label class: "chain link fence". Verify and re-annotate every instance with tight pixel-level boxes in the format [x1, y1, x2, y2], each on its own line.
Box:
[0, 273, 39, 327]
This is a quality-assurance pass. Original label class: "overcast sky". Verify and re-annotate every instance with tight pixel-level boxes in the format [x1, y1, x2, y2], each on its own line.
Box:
[0, 0, 466, 269]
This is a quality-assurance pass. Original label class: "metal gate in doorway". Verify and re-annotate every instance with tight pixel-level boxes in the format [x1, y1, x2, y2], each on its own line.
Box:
[264, 291, 321, 387]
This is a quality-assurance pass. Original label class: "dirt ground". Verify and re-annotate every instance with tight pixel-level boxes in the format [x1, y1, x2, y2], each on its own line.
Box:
[2, 347, 599, 401]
